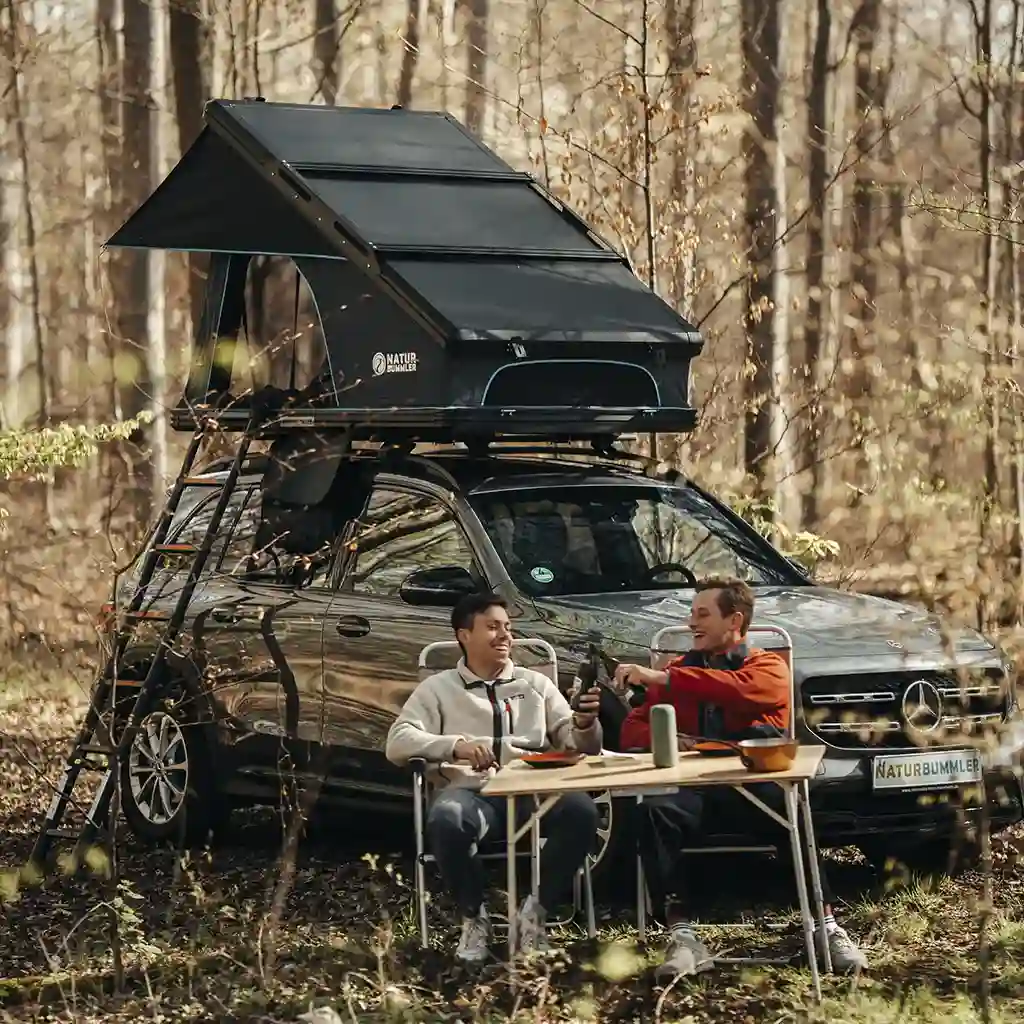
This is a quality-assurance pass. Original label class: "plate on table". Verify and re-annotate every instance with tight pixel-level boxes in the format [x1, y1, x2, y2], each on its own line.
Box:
[692, 740, 738, 757]
[519, 751, 586, 769]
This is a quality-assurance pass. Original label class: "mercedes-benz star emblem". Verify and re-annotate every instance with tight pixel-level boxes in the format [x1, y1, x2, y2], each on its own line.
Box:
[901, 679, 943, 732]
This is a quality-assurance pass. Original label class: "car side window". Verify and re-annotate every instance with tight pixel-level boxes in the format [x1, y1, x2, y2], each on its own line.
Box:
[345, 487, 483, 598]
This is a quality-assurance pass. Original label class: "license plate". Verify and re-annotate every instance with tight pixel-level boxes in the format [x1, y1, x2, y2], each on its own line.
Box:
[872, 750, 983, 791]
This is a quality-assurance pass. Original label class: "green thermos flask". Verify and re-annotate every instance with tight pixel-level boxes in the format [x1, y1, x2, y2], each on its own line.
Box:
[650, 704, 679, 768]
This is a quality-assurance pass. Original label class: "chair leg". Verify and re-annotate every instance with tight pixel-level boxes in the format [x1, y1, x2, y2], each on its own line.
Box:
[413, 770, 429, 949]
[583, 857, 596, 938]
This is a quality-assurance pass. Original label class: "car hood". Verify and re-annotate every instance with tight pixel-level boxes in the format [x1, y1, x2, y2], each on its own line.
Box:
[530, 585, 999, 665]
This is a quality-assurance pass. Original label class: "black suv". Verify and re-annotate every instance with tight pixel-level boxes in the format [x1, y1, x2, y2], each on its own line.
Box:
[107, 440, 1022, 882]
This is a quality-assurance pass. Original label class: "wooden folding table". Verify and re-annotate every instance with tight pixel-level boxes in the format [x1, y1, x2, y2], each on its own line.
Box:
[481, 746, 832, 1001]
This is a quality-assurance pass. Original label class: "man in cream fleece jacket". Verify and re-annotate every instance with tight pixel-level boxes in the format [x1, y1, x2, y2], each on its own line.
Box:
[386, 592, 602, 963]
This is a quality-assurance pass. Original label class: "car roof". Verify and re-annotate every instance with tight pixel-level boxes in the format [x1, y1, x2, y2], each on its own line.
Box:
[413, 455, 670, 495]
[190, 448, 686, 496]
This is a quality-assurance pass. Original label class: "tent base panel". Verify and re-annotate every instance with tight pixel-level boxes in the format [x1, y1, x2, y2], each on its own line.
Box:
[168, 401, 698, 440]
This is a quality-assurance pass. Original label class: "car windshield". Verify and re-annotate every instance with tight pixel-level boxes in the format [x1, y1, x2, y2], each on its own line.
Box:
[469, 483, 792, 597]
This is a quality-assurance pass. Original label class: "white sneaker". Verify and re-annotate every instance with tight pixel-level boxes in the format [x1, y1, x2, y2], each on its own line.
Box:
[516, 894, 551, 955]
[824, 923, 868, 972]
[654, 923, 715, 982]
[456, 905, 491, 963]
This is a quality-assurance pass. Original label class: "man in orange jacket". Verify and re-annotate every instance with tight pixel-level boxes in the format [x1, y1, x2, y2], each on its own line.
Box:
[614, 578, 867, 980]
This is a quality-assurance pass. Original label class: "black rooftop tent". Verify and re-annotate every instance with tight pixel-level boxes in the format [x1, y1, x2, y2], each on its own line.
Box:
[107, 98, 705, 441]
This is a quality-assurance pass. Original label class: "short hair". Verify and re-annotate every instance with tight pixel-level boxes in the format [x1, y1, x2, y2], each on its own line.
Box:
[695, 577, 755, 634]
[451, 592, 509, 634]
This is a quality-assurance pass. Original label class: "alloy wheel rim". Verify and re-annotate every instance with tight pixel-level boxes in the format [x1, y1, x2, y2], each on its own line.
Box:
[127, 711, 189, 825]
[588, 790, 613, 868]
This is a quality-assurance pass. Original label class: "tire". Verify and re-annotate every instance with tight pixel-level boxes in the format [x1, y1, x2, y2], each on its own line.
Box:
[586, 792, 636, 897]
[119, 688, 223, 848]
[858, 834, 981, 880]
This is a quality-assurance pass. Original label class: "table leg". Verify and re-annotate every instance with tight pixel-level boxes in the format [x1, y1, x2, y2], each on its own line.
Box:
[784, 783, 821, 1002]
[531, 795, 541, 900]
[635, 795, 647, 942]
[800, 779, 832, 975]
[507, 796, 518, 959]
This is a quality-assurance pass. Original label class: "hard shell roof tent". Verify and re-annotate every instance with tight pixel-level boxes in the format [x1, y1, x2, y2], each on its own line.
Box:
[106, 98, 705, 443]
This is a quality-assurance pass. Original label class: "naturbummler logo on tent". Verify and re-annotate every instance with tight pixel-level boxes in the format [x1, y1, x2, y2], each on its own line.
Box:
[372, 351, 418, 376]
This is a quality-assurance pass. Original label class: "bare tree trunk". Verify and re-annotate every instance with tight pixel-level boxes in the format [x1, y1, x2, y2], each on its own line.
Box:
[122, 0, 155, 517]
[532, 0, 552, 188]
[666, 0, 697, 317]
[741, 0, 784, 508]
[396, 0, 422, 107]
[170, 0, 209, 336]
[1010, 1, 1024, 620]
[977, 0, 999, 617]
[4, 0, 53, 519]
[1, 93, 24, 430]
[771, 65, 794, 524]
[463, 0, 488, 136]
[848, 0, 883, 505]
[313, 0, 340, 104]
[803, 0, 831, 529]
[148, 0, 169, 504]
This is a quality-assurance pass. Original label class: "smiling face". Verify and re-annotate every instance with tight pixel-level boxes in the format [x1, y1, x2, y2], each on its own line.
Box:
[458, 602, 513, 675]
[688, 588, 745, 654]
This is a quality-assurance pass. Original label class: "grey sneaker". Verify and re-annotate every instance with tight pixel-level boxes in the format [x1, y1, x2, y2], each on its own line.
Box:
[516, 894, 551, 954]
[824, 924, 868, 972]
[654, 923, 715, 982]
[456, 905, 491, 963]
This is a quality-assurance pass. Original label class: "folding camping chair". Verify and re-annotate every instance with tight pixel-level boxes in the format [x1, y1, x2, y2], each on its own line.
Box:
[410, 637, 597, 949]
[632, 624, 814, 962]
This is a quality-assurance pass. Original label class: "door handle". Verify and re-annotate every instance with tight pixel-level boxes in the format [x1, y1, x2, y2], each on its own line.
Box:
[335, 615, 371, 638]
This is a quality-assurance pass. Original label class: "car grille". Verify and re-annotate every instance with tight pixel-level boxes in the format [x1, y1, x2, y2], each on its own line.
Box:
[800, 668, 1009, 749]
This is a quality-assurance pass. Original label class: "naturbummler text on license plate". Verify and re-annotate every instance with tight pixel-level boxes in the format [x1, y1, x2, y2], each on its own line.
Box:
[872, 750, 983, 791]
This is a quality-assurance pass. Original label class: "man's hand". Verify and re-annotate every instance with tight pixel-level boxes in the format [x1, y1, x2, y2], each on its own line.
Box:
[572, 684, 602, 729]
[452, 739, 496, 770]
[613, 663, 668, 691]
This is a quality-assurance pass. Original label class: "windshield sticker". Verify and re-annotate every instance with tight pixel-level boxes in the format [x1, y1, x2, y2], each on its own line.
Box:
[530, 566, 555, 584]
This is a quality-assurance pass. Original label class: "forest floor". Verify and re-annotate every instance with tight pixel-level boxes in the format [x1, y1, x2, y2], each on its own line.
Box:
[3, 675, 1024, 1023]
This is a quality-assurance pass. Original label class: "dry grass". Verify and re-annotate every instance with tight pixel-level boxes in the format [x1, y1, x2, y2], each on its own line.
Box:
[2, 678, 1024, 1023]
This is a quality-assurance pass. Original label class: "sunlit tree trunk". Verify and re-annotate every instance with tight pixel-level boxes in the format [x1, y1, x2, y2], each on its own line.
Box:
[463, 0, 488, 136]
[802, 0, 831, 529]
[396, 0, 422, 107]
[170, 0, 209, 336]
[313, 0, 340, 104]
[741, 0, 786, 512]
[121, 0, 155, 516]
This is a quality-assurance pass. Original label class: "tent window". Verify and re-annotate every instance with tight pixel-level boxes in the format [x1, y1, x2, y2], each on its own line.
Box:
[238, 255, 330, 395]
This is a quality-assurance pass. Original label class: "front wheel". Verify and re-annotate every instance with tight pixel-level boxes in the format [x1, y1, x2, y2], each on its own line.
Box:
[119, 702, 222, 847]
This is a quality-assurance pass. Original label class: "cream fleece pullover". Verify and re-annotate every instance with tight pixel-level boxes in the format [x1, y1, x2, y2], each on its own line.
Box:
[385, 657, 602, 790]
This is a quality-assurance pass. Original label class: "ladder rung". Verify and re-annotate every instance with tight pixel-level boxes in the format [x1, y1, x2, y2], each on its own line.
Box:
[124, 610, 170, 622]
[154, 543, 198, 554]
[182, 477, 223, 487]
[46, 828, 80, 840]
[113, 678, 142, 688]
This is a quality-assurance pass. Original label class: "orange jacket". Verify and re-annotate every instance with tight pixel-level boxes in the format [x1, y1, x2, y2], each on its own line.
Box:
[619, 647, 791, 750]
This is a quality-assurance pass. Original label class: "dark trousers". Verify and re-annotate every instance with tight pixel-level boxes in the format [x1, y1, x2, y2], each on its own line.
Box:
[635, 783, 834, 924]
[426, 786, 598, 917]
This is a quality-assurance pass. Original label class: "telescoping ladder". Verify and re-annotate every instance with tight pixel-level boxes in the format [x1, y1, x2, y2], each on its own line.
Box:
[28, 418, 255, 872]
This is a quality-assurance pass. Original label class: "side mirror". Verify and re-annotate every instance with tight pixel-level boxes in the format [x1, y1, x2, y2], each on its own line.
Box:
[399, 566, 480, 607]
